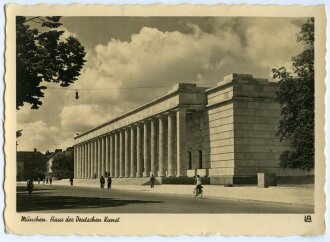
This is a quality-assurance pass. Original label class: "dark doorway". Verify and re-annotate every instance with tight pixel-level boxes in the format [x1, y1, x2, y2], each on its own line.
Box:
[188, 151, 192, 169]
[198, 150, 202, 169]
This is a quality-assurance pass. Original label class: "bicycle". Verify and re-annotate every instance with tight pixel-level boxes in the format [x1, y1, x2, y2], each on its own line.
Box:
[193, 186, 203, 198]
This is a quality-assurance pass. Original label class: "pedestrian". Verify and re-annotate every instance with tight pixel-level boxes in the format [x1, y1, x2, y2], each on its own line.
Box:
[49, 177, 52, 185]
[26, 178, 34, 197]
[107, 176, 112, 190]
[46, 178, 49, 184]
[69, 177, 74, 186]
[100, 176, 105, 189]
[150, 174, 155, 188]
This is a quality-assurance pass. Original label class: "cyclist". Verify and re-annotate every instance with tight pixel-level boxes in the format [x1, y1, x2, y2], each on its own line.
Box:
[195, 175, 202, 194]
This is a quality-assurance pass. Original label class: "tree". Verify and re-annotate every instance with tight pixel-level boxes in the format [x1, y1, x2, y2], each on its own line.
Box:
[52, 150, 74, 179]
[16, 16, 86, 110]
[16, 129, 23, 138]
[272, 18, 314, 171]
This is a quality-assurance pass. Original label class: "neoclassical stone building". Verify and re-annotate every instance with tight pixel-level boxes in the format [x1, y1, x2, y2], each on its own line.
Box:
[73, 73, 312, 184]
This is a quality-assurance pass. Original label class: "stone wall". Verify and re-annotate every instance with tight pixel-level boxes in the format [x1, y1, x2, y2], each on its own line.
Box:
[186, 110, 210, 171]
[207, 73, 313, 184]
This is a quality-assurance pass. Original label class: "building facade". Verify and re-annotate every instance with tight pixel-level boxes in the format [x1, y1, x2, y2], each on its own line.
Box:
[73, 73, 312, 184]
[16, 149, 47, 181]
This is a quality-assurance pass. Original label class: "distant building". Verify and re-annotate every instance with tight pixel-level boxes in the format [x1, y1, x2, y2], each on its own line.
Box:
[16, 149, 47, 181]
[73, 73, 313, 184]
[46, 148, 74, 179]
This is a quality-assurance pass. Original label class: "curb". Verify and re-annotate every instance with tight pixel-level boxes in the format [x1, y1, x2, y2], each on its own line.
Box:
[34, 183, 313, 208]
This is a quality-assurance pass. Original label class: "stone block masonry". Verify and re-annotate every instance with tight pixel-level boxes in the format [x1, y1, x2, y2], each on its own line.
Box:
[74, 73, 313, 184]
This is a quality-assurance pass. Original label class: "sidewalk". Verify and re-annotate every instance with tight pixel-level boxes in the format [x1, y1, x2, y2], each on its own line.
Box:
[50, 179, 314, 206]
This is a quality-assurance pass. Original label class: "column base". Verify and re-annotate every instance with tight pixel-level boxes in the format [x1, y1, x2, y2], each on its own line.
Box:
[158, 171, 166, 177]
[210, 175, 257, 185]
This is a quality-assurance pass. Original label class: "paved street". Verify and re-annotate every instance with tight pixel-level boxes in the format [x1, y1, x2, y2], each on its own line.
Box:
[17, 184, 313, 213]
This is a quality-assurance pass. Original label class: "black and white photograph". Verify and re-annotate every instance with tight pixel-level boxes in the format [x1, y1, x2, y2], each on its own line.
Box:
[4, 3, 326, 236]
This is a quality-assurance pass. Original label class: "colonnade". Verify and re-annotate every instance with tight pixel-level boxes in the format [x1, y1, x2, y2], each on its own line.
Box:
[74, 109, 187, 178]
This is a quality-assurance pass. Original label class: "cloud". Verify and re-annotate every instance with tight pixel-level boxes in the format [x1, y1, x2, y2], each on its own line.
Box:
[58, 25, 77, 41]
[17, 120, 72, 152]
[60, 104, 124, 133]
[244, 18, 303, 68]
[70, 24, 246, 109]
[17, 18, 305, 153]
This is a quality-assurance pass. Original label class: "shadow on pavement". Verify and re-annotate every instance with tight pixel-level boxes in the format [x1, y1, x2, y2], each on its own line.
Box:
[17, 186, 54, 193]
[17, 188, 163, 212]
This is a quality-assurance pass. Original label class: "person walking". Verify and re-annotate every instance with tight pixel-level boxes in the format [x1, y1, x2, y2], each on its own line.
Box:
[100, 176, 105, 189]
[26, 178, 34, 197]
[69, 177, 74, 186]
[49, 177, 52, 185]
[107, 176, 112, 190]
[150, 174, 155, 188]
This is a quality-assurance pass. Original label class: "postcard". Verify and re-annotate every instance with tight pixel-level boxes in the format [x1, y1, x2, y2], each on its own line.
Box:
[4, 4, 326, 235]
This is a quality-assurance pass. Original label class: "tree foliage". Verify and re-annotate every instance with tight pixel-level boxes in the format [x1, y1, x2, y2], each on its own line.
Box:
[52, 150, 74, 179]
[272, 18, 314, 171]
[16, 129, 23, 138]
[16, 16, 86, 110]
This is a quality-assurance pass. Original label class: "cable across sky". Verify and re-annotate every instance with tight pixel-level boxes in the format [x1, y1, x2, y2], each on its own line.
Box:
[45, 85, 171, 91]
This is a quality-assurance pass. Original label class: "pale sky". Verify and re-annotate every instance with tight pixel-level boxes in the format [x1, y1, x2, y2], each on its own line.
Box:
[16, 17, 306, 153]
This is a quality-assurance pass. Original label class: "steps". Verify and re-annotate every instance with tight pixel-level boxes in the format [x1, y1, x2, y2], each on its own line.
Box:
[55, 177, 209, 186]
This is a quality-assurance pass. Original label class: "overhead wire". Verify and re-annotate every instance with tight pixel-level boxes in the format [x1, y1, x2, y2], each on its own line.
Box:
[45, 85, 171, 91]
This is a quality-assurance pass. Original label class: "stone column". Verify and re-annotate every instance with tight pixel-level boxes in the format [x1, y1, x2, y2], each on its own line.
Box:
[120, 130, 125, 177]
[105, 135, 110, 176]
[115, 132, 120, 177]
[94, 139, 98, 179]
[83, 143, 86, 178]
[130, 125, 136, 177]
[84, 142, 88, 178]
[167, 112, 175, 177]
[125, 128, 131, 177]
[80, 144, 85, 178]
[150, 118, 158, 177]
[76, 145, 79, 178]
[110, 133, 115, 177]
[136, 123, 143, 177]
[80, 144, 84, 178]
[77, 145, 81, 178]
[143, 121, 150, 177]
[74, 146, 77, 178]
[176, 109, 187, 177]
[89, 141, 93, 178]
[80, 144, 83, 178]
[97, 138, 101, 178]
[89, 141, 92, 178]
[100, 136, 105, 177]
[158, 115, 166, 177]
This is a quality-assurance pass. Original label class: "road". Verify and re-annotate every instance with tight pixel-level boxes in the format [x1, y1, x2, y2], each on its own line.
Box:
[16, 184, 313, 213]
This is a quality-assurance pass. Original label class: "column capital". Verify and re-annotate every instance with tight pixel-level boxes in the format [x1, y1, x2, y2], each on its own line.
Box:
[147, 116, 156, 121]
[165, 110, 176, 116]
[174, 107, 188, 112]
[135, 121, 145, 127]
[156, 113, 165, 119]
[143, 119, 150, 124]
[130, 124, 137, 129]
